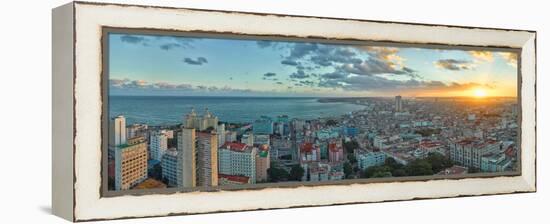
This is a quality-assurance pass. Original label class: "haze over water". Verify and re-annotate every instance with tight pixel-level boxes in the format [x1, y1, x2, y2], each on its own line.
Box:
[109, 96, 366, 126]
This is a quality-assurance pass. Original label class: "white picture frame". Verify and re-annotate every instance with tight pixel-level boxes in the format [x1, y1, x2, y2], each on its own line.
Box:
[52, 1, 536, 221]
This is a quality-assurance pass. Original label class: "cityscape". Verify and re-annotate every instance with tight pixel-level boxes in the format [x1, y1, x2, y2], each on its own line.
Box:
[106, 33, 519, 191]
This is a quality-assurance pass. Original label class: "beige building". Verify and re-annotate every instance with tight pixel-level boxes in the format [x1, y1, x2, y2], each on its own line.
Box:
[255, 144, 270, 182]
[196, 131, 219, 187]
[450, 138, 500, 169]
[177, 128, 196, 188]
[114, 136, 148, 190]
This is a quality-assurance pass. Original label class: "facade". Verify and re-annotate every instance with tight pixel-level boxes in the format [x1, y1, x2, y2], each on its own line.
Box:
[114, 136, 148, 190]
[328, 141, 344, 163]
[127, 123, 148, 139]
[216, 123, 226, 147]
[161, 148, 178, 187]
[177, 128, 196, 188]
[254, 134, 270, 145]
[225, 131, 237, 143]
[357, 151, 386, 170]
[253, 116, 274, 135]
[150, 132, 168, 161]
[218, 142, 258, 184]
[450, 138, 501, 169]
[255, 145, 270, 182]
[481, 153, 513, 172]
[196, 131, 219, 187]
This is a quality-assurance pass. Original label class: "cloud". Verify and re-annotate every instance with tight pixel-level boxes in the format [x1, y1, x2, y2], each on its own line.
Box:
[434, 59, 475, 71]
[120, 35, 147, 44]
[263, 72, 277, 77]
[469, 51, 494, 62]
[289, 70, 310, 79]
[499, 52, 518, 67]
[160, 43, 182, 50]
[281, 59, 299, 66]
[183, 57, 208, 65]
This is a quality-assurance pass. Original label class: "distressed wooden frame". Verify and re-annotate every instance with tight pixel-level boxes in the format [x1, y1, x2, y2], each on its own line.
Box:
[52, 1, 536, 222]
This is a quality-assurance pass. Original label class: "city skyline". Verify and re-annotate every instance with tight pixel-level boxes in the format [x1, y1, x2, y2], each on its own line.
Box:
[109, 33, 518, 98]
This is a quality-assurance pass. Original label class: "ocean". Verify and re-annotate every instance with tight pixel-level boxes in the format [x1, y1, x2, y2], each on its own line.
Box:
[109, 96, 365, 126]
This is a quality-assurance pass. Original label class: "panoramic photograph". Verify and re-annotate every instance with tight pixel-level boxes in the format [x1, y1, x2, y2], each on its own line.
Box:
[106, 32, 519, 191]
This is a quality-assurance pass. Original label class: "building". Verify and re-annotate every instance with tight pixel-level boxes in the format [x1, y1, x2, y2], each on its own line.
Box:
[127, 123, 148, 139]
[114, 136, 148, 190]
[255, 144, 270, 182]
[216, 123, 226, 147]
[395, 95, 403, 112]
[218, 174, 251, 185]
[218, 142, 258, 184]
[161, 148, 178, 187]
[241, 133, 254, 146]
[196, 131, 219, 187]
[481, 153, 513, 172]
[450, 138, 501, 169]
[150, 132, 168, 161]
[328, 141, 344, 163]
[177, 128, 196, 188]
[253, 116, 273, 135]
[300, 142, 320, 163]
[225, 131, 237, 143]
[183, 108, 219, 131]
[109, 115, 126, 147]
[254, 134, 270, 145]
[436, 165, 468, 175]
[357, 151, 386, 170]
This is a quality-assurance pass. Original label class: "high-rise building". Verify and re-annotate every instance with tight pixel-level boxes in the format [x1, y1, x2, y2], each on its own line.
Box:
[241, 133, 254, 146]
[109, 115, 126, 147]
[395, 95, 403, 112]
[253, 116, 273, 135]
[177, 128, 196, 188]
[255, 144, 270, 182]
[150, 132, 168, 161]
[183, 108, 219, 131]
[254, 134, 270, 145]
[218, 142, 258, 184]
[357, 151, 386, 170]
[196, 131, 218, 187]
[216, 123, 226, 147]
[114, 136, 148, 190]
[161, 148, 178, 187]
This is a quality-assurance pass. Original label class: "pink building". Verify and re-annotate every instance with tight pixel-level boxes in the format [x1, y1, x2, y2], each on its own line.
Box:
[328, 142, 344, 162]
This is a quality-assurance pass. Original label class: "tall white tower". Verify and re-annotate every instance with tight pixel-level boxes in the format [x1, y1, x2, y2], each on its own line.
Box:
[109, 115, 127, 146]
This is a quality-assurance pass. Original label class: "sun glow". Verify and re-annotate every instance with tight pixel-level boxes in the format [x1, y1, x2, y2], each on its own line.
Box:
[473, 88, 488, 98]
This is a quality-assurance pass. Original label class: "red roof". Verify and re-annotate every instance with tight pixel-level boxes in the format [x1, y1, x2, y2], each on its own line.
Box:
[221, 142, 248, 151]
[219, 174, 250, 184]
[329, 143, 340, 152]
[300, 142, 313, 153]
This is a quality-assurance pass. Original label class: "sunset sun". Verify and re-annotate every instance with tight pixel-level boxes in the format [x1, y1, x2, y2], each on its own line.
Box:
[473, 88, 488, 98]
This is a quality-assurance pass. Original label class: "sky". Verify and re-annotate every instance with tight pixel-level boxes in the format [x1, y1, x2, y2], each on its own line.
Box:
[108, 33, 518, 97]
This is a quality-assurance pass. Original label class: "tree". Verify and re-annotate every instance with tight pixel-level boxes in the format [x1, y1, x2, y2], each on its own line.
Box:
[362, 165, 391, 178]
[371, 171, 392, 178]
[392, 168, 407, 177]
[425, 153, 453, 173]
[267, 167, 289, 182]
[384, 157, 403, 170]
[347, 153, 357, 164]
[326, 119, 338, 126]
[343, 140, 359, 154]
[289, 165, 305, 181]
[343, 162, 353, 178]
[406, 160, 433, 176]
